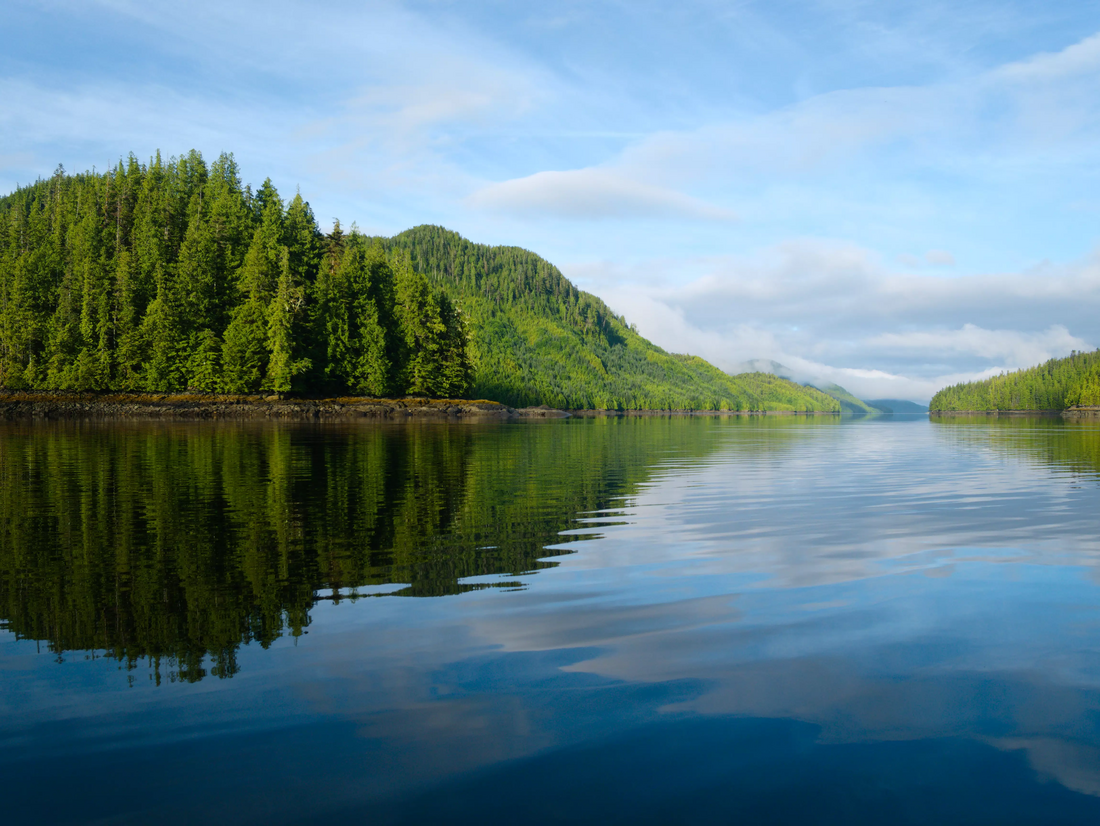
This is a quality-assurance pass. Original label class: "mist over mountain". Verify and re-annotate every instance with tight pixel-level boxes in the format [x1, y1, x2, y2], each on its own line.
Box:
[866, 399, 930, 414]
[731, 359, 883, 414]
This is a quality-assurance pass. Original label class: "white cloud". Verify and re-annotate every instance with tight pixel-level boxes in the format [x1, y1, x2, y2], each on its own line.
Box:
[566, 241, 1100, 403]
[467, 168, 738, 221]
[867, 324, 1089, 366]
[994, 31, 1100, 83]
[470, 27, 1100, 241]
[895, 250, 955, 269]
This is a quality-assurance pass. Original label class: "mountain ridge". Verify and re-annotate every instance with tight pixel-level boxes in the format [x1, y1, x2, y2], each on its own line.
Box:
[0, 155, 839, 412]
[381, 225, 840, 411]
[732, 359, 884, 414]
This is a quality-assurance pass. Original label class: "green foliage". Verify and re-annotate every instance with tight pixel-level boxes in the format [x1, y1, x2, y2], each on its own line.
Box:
[380, 226, 839, 411]
[930, 349, 1100, 412]
[312, 235, 399, 396]
[818, 383, 882, 414]
[0, 154, 835, 409]
[0, 154, 471, 398]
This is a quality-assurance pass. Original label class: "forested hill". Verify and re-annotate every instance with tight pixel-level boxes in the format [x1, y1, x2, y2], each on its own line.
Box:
[818, 383, 882, 415]
[0, 154, 470, 398]
[930, 349, 1100, 412]
[0, 152, 837, 410]
[380, 225, 839, 411]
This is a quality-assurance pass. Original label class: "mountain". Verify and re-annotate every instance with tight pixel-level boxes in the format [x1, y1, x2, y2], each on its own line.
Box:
[0, 153, 838, 412]
[865, 399, 929, 414]
[817, 383, 883, 415]
[931, 350, 1100, 412]
[382, 226, 839, 411]
[732, 359, 881, 414]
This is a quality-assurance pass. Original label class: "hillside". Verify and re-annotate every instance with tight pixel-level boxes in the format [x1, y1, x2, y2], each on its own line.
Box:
[732, 359, 878, 413]
[0, 153, 838, 411]
[930, 350, 1100, 412]
[381, 226, 838, 411]
[0, 154, 471, 399]
[818, 383, 883, 415]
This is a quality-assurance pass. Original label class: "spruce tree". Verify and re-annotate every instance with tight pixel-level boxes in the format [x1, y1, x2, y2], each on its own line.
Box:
[266, 248, 310, 393]
[0, 154, 476, 400]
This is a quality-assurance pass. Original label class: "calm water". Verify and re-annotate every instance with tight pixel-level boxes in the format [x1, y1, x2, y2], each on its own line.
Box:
[3, 415, 1100, 824]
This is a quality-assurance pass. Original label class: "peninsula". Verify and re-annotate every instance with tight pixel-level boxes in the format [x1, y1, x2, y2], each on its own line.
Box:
[930, 349, 1100, 415]
[0, 152, 839, 414]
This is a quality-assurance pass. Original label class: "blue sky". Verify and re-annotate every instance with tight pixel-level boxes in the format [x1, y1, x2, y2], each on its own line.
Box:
[4, 0, 1100, 401]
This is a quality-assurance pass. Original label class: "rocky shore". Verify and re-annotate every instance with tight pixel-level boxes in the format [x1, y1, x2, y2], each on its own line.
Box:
[1063, 406, 1100, 419]
[930, 408, 1100, 418]
[0, 391, 854, 422]
[0, 391, 517, 421]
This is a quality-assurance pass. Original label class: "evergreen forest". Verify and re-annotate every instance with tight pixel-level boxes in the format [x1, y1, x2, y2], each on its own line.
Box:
[930, 349, 1100, 412]
[0, 151, 839, 411]
[0, 152, 471, 398]
[378, 225, 838, 410]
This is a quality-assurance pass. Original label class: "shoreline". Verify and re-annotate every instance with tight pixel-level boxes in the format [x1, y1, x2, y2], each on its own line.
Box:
[0, 391, 513, 421]
[0, 391, 843, 421]
[930, 408, 1100, 419]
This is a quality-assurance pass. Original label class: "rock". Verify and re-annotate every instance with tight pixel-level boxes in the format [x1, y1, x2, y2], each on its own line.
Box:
[0, 391, 515, 422]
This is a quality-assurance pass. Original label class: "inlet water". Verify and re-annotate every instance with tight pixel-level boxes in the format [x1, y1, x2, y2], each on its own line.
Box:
[2, 415, 1100, 824]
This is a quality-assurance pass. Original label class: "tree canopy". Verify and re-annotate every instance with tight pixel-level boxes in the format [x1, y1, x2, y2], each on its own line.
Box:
[0, 152, 839, 411]
[0, 153, 471, 398]
[380, 225, 840, 411]
[930, 349, 1100, 412]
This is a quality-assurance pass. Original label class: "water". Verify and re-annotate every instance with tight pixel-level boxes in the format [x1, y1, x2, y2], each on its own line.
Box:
[2, 415, 1100, 824]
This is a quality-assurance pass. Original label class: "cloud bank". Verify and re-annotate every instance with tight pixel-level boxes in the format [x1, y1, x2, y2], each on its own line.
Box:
[570, 240, 1100, 402]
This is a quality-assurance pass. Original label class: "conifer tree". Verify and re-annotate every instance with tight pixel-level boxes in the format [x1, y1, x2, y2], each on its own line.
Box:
[266, 248, 310, 393]
[0, 154, 484, 400]
[394, 254, 447, 396]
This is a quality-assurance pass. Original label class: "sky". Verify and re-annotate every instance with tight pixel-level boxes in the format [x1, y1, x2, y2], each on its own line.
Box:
[3, 0, 1100, 402]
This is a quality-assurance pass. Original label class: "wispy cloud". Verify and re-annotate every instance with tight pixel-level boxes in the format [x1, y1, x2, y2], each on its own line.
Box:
[468, 169, 738, 221]
[867, 324, 1088, 365]
[569, 240, 1100, 401]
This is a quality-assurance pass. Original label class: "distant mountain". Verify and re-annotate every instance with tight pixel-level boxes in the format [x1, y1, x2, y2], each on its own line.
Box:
[818, 383, 883, 415]
[383, 227, 840, 412]
[733, 360, 882, 414]
[865, 399, 929, 414]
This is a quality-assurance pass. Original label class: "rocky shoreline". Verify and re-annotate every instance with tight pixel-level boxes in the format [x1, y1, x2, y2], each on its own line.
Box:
[930, 408, 1100, 418]
[0, 391, 850, 421]
[0, 391, 516, 421]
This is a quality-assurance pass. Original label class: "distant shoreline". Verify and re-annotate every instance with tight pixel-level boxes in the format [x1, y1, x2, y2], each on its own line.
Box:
[930, 408, 1100, 418]
[0, 391, 845, 421]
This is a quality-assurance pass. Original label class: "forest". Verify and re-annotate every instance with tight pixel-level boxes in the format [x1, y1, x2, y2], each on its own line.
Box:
[0, 152, 471, 398]
[378, 225, 838, 410]
[930, 349, 1100, 412]
[0, 151, 839, 411]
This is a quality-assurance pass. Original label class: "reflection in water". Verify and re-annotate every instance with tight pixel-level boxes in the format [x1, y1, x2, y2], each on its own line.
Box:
[2, 416, 1100, 825]
[0, 419, 723, 681]
[932, 414, 1100, 480]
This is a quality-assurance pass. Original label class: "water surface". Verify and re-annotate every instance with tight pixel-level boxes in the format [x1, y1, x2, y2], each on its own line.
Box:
[2, 415, 1100, 824]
